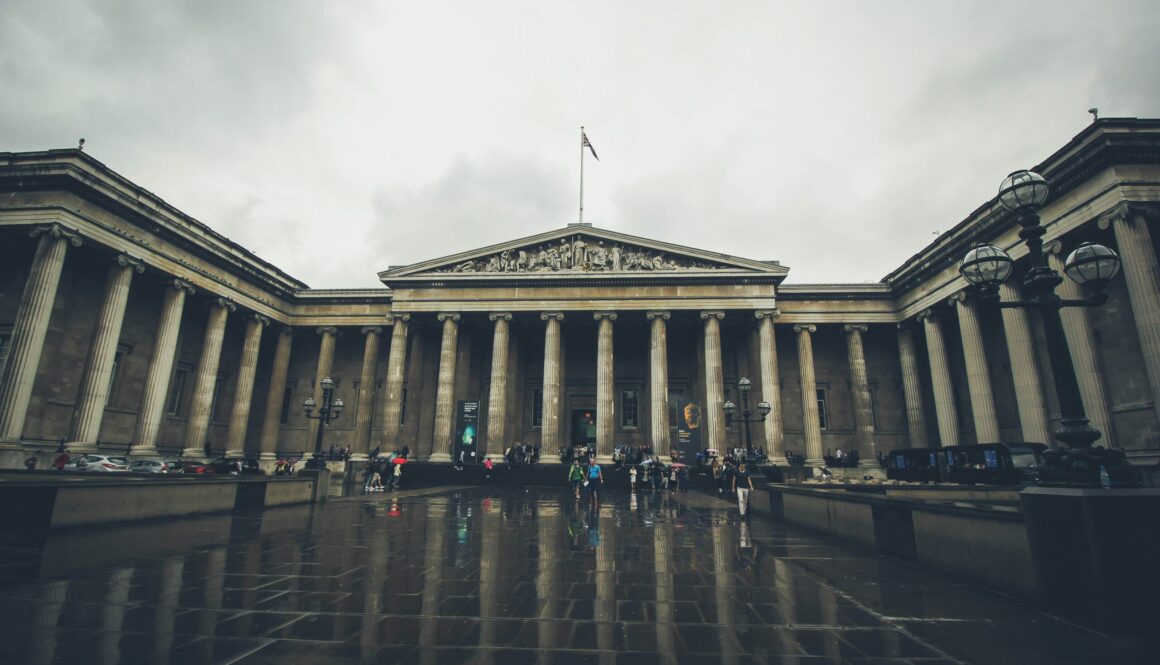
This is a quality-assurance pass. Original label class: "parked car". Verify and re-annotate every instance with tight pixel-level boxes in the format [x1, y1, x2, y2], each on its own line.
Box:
[206, 457, 263, 475]
[129, 458, 183, 474]
[63, 454, 130, 472]
[180, 459, 211, 474]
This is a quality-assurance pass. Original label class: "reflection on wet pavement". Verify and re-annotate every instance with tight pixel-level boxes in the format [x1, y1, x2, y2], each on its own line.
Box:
[0, 486, 1151, 664]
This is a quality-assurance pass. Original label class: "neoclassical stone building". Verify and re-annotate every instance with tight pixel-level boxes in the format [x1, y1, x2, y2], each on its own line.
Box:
[1, 118, 1158, 468]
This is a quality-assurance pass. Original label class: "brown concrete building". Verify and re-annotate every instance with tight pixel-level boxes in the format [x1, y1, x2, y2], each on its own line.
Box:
[2, 118, 1158, 468]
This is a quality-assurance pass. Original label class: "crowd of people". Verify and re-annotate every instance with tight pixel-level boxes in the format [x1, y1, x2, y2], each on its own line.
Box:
[361, 448, 408, 493]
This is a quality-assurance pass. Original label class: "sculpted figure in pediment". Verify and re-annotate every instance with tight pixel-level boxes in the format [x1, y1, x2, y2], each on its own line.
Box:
[430, 234, 740, 274]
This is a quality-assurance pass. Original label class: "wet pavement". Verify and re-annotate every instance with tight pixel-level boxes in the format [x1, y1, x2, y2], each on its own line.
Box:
[0, 485, 1152, 664]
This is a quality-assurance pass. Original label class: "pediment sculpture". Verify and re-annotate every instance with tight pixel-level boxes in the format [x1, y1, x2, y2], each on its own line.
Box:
[434, 235, 723, 274]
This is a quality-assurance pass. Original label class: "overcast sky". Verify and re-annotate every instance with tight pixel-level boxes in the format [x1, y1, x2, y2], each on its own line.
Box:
[3, 1, 1159, 288]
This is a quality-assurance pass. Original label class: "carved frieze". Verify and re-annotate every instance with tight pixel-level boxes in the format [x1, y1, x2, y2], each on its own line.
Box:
[433, 235, 725, 274]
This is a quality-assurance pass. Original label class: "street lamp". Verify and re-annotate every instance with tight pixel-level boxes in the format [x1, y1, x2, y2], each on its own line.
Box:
[723, 377, 772, 462]
[302, 376, 344, 470]
[958, 170, 1131, 486]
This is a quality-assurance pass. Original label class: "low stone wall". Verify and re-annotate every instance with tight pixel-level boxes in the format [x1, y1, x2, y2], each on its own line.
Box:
[763, 484, 1035, 598]
[0, 474, 320, 531]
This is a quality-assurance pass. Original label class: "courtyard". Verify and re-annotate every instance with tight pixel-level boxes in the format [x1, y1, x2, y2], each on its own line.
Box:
[0, 484, 1152, 664]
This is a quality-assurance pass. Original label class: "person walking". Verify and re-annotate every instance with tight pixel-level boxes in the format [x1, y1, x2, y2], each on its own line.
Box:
[568, 460, 585, 499]
[483, 457, 494, 481]
[586, 459, 604, 506]
[669, 466, 679, 493]
[387, 460, 403, 491]
[733, 462, 754, 518]
[629, 465, 638, 492]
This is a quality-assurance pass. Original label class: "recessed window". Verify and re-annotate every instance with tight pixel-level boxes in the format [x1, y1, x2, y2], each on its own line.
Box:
[667, 388, 684, 428]
[620, 389, 639, 428]
[167, 366, 191, 417]
[816, 388, 829, 430]
[531, 389, 544, 428]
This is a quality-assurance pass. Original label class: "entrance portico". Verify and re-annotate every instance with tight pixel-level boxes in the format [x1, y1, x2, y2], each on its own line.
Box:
[378, 224, 788, 463]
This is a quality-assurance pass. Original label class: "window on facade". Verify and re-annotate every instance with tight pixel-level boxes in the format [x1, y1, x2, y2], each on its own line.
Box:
[105, 350, 125, 407]
[817, 388, 829, 430]
[279, 384, 294, 425]
[167, 367, 190, 417]
[399, 386, 408, 426]
[667, 388, 684, 427]
[531, 388, 543, 428]
[210, 375, 227, 422]
[621, 389, 639, 428]
[0, 325, 12, 379]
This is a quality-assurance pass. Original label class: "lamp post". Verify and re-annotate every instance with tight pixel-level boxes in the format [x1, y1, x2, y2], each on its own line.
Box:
[302, 376, 344, 470]
[958, 170, 1132, 487]
[723, 377, 772, 462]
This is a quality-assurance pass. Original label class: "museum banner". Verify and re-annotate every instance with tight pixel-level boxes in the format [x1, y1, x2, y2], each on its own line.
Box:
[454, 400, 480, 465]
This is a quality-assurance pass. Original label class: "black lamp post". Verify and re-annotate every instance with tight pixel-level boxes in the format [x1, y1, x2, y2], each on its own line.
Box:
[723, 377, 772, 462]
[302, 376, 344, 470]
[959, 170, 1132, 487]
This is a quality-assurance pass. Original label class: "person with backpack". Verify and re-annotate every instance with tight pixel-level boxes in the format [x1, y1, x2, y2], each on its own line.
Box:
[586, 460, 604, 506]
[568, 460, 585, 499]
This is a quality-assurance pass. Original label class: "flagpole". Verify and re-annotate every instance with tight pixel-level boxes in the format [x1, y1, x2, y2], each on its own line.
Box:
[579, 125, 585, 224]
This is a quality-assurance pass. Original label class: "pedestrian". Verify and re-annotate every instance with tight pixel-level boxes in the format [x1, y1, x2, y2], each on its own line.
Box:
[388, 461, 403, 490]
[483, 457, 493, 480]
[629, 465, 638, 492]
[678, 466, 688, 493]
[568, 460, 585, 499]
[733, 462, 754, 517]
[586, 459, 604, 505]
[24, 455, 37, 470]
[669, 466, 678, 493]
[53, 449, 70, 471]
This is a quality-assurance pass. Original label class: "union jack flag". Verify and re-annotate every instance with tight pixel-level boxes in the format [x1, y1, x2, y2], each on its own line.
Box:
[582, 130, 599, 161]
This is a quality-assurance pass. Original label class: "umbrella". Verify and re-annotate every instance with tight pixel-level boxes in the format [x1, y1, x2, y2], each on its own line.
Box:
[671, 463, 688, 468]
[392, 457, 408, 465]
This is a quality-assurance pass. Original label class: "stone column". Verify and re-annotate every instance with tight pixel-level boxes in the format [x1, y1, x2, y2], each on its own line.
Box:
[430, 313, 460, 461]
[701, 311, 726, 454]
[794, 324, 823, 465]
[306, 326, 339, 449]
[182, 298, 236, 457]
[896, 324, 929, 449]
[69, 255, 144, 452]
[999, 282, 1052, 445]
[257, 327, 293, 460]
[224, 314, 268, 458]
[919, 309, 960, 447]
[379, 314, 410, 454]
[950, 292, 1001, 443]
[844, 324, 877, 466]
[755, 311, 785, 464]
[540, 313, 564, 463]
[0, 225, 81, 445]
[647, 311, 671, 452]
[1102, 204, 1160, 425]
[485, 312, 512, 459]
[133, 279, 195, 455]
[594, 312, 617, 462]
[1046, 246, 1115, 445]
[350, 326, 382, 460]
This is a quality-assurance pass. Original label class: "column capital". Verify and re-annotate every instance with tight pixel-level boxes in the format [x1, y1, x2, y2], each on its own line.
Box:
[489, 312, 513, 322]
[793, 324, 816, 334]
[754, 309, 780, 320]
[361, 326, 383, 336]
[843, 324, 868, 334]
[276, 325, 294, 336]
[540, 311, 565, 321]
[249, 313, 271, 327]
[316, 325, 339, 336]
[946, 291, 968, 306]
[211, 297, 237, 312]
[1098, 202, 1160, 230]
[29, 224, 83, 247]
[115, 254, 146, 274]
[917, 308, 939, 323]
[386, 312, 411, 324]
[437, 312, 461, 323]
[593, 311, 617, 321]
[646, 310, 671, 321]
[169, 278, 196, 295]
[699, 310, 725, 321]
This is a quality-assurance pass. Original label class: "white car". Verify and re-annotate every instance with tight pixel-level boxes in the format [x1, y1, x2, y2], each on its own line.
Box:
[64, 454, 130, 472]
[129, 458, 183, 474]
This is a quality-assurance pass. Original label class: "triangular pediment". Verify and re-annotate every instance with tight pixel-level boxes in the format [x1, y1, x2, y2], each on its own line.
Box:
[379, 225, 788, 282]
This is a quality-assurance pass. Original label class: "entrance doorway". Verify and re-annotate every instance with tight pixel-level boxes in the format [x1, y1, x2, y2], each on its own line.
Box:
[570, 409, 596, 446]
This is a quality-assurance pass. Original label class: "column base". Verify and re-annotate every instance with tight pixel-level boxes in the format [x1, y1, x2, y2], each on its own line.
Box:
[806, 457, 824, 467]
[65, 441, 102, 455]
[224, 449, 245, 459]
[771, 457, 791, 467]
[0, 438, 27, 452]
[130, 446, 160, 458]
[596, 454, 613, 465]
[348, 453, 369, 463]
[259, 451, 277, 461]
[181, 447, 206, 459]
[540, 454, 562, 464]
[429, 452, 452, 462]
